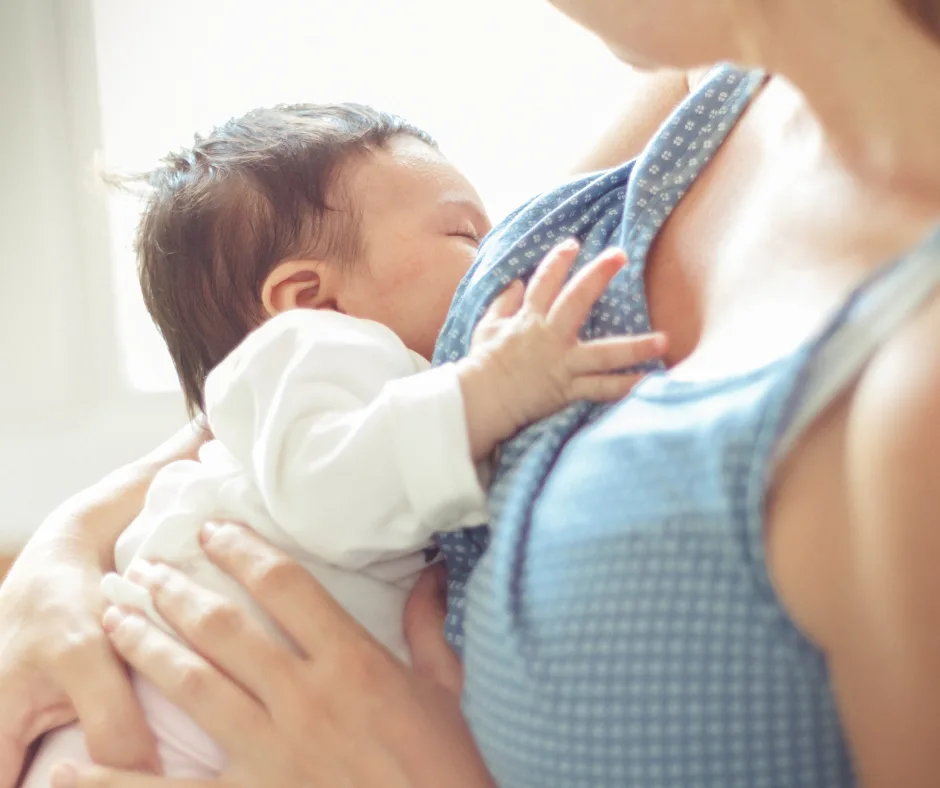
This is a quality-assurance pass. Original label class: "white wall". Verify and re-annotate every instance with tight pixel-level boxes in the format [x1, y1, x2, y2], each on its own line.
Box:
[0, 0, 187, 550]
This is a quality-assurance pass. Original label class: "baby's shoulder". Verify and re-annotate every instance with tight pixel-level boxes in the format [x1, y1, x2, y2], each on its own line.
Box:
[205, 309, 414, 408]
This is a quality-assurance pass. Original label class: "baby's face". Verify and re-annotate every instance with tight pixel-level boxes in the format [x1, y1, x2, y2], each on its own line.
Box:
[316, 137, 491, 359]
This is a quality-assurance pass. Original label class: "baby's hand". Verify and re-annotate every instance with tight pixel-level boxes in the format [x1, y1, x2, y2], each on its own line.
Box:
[458, 239, 666, 460]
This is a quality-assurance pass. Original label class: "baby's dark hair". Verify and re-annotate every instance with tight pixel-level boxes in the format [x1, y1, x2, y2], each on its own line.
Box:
[118, 104, 434, 415]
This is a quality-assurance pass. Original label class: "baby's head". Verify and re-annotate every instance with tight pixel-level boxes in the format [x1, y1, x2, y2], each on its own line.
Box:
[131, 103, 489, 414]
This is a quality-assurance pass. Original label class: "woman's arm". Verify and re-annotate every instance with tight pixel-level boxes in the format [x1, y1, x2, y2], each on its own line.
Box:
[0, 422, 206, 787]
[823, 294, 940, 787]
[207, 249, 661, 569]
[51, 525, 492, 788]
[568, 68, 703, 174]
[39, 423, 207, 568]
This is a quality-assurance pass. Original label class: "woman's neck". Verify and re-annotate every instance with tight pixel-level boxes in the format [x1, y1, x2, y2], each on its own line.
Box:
[743, 0, 940, 210]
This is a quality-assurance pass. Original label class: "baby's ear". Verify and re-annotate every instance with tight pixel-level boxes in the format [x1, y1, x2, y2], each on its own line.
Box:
[261, 260, 322, 316]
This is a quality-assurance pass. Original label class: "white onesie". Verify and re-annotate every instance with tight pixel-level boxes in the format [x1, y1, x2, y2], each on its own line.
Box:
[22, 309, 488, 784]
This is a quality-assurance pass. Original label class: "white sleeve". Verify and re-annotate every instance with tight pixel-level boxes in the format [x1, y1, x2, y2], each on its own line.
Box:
[205, 310, 488, 570]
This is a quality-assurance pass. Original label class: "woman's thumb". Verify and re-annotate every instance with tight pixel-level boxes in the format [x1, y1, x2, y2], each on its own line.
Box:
[403, 565, 463, 697]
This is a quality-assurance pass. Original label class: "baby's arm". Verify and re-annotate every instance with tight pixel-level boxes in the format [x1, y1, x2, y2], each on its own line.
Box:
[206, 309, 488, 570]
[456, 241, 666, 458]
[208, 241, 664, 573]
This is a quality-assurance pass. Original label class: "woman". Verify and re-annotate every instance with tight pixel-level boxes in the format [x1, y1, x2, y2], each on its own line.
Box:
[5, 0, 940, 785]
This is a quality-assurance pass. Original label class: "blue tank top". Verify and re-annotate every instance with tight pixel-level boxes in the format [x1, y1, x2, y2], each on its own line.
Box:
[432, 66, 940, 787]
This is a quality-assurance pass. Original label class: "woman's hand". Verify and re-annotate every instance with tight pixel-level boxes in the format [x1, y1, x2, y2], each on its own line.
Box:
[0, 469, 163, 788]
[402, 563, 464, 699]
[51, 524, 492, 788]
[0, 423, 207, 787]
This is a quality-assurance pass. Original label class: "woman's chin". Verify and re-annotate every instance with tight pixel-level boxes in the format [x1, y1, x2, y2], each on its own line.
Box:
[605, 42, 678, 71]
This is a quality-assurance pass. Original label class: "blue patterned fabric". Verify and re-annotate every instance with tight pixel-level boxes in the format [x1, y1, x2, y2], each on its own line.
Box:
[433, 66, 767, 652]
[429, 65, 940, 787]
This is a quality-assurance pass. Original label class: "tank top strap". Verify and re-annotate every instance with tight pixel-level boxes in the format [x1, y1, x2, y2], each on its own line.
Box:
[618, 66, 768, 270]
[773, 226, 940, 467]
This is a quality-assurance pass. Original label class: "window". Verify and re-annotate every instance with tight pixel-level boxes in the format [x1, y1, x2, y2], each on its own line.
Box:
[92, 0, 631, 391]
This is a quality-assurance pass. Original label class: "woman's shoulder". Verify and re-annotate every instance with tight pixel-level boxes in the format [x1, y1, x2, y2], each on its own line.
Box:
[850, 280, 940, 509]
[849, 227, 940, 498]
[812, 283, 940, 777]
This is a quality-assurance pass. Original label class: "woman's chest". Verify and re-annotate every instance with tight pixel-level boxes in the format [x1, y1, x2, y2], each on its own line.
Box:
[632, 83, 939, 652]
[641, 80, 926, 382]
[463, 374, 856, 787]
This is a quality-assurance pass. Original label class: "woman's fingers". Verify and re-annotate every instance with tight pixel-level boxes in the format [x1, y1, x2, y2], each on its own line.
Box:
[50, 762, 213, 788]
[403, 566, 463, 697]
[569, 373, 646, 402]
[548, 247, 627, 337]
[101, 609, 271, 756]
[57, 632, 161, 776]
[198, 523, 370, 657]
[567, 332, 666, 376]
[523, 239, 580, 315]
[125, 561, 299, 710]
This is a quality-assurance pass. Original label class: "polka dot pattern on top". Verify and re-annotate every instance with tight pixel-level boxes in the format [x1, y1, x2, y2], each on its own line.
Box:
[433, 66, 763, 652]
[427, 64, 877, 786]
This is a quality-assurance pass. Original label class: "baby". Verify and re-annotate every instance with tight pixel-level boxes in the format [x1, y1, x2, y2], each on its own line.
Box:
[22, 103, 661, 783]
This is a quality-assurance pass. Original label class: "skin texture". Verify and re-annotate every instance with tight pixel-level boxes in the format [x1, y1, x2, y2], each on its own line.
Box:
[554, 0, 940, 784]
[569, 69, 699, 174]
[0, 134, 492, 788]
[547, 0, 741, 68]
[0, 424, 208, 786]
[52, 525, 490, 788]
[41, 242, 672, 786]
[7, 0, 940, 785]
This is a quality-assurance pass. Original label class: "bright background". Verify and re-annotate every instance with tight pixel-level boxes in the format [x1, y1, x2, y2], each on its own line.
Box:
[0, 0, 634, 548]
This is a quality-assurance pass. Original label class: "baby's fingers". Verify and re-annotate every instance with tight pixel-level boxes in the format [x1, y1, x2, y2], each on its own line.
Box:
[568, 332, 667, 376]
[523, 239, 581, 315]
[548, 248, 627, 337]
[476, 281, 525, 337]
[569, 373, 646, 403]
[485, 280, 525, 320]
